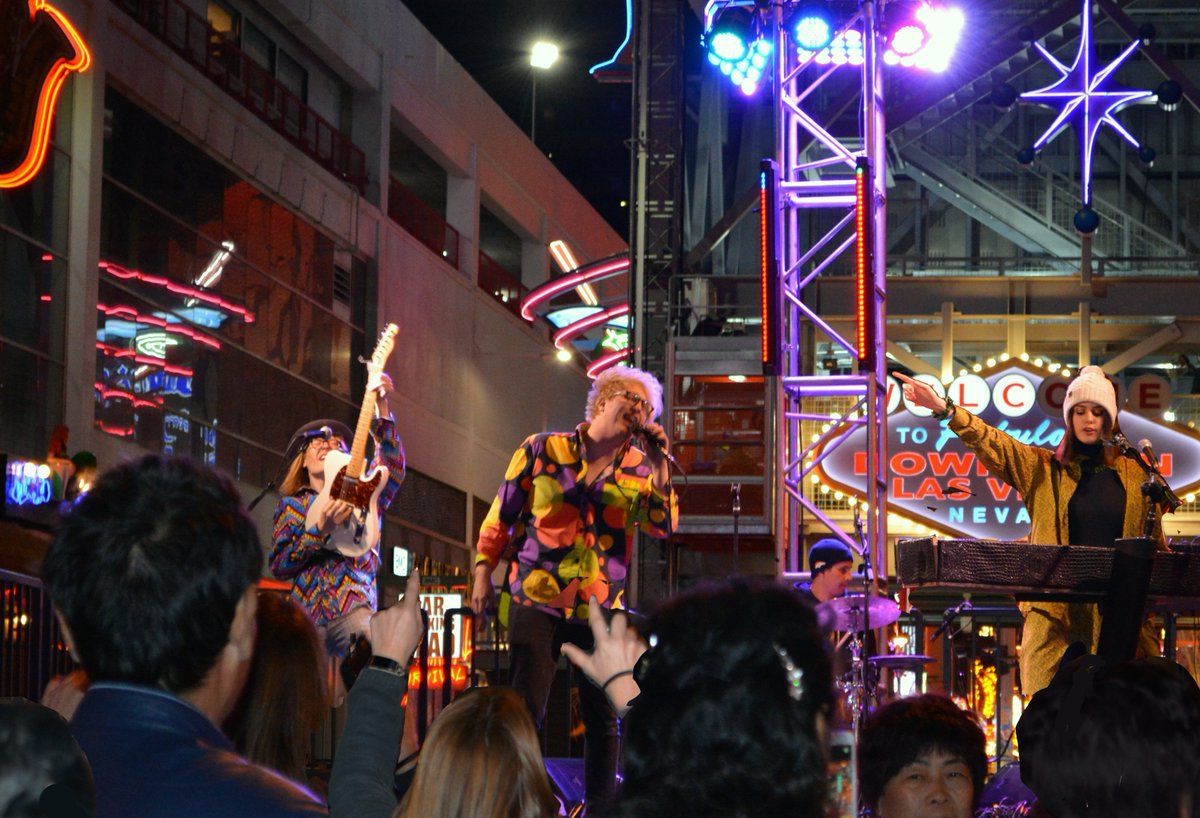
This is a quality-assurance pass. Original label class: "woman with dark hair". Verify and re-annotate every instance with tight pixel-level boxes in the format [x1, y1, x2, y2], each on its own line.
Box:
[392, 687, 558, 818]
[857, 694, 987, 818]
[224, 593, 331, 793]
[896, 366, 1166, 693]
[562, 577, 834, 818]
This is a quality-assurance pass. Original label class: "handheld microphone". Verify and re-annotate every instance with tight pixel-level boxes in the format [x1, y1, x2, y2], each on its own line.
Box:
[301, 425, 334, 440]
[1138, 438, 1161, 472]
[931, 599, 972, 641]
[632, 424, 664, 452]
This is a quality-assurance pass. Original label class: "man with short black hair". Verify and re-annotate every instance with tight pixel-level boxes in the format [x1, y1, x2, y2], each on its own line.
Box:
[795, 537, 856, 605]
[42, 455, 326, 818]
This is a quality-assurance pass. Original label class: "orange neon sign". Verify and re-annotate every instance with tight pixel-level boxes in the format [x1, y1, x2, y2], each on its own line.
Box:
[0, 0, 92, 188]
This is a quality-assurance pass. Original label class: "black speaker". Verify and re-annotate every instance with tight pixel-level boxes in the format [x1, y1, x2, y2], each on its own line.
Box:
[544, 757, 586, 817]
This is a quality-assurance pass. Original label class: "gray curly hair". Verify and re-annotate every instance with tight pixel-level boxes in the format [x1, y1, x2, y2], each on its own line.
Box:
[585, 365, 664, 422]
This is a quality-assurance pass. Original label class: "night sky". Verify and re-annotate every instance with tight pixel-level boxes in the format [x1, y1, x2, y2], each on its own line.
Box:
[402, 0, 635, 238]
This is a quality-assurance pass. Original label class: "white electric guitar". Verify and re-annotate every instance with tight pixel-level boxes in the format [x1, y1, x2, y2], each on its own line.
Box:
[305, 323, 399, 558]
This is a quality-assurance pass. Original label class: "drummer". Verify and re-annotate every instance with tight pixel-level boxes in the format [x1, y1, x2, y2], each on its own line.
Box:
[795, 538, 856, 605]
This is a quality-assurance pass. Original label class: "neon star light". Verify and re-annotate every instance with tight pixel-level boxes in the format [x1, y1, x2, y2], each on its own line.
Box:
[1020, 0, 1152, 206]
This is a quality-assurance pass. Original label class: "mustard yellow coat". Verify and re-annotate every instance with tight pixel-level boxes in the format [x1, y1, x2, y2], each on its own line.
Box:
[947, 406, 1163, 694]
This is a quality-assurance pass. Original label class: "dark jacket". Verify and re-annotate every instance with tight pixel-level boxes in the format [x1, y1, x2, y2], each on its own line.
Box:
[71, 683, 327, 818]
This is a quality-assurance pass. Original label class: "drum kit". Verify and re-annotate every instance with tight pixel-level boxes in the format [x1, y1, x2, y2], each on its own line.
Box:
[815, 593, 933, 727]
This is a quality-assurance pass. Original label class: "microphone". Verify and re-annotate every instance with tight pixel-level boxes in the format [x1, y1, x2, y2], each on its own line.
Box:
[1103, 433, 1139, 459]
[1138, 438, 1161, 472]
[632, 423, 665, 452]
[301, 425, 334, 440]
[931, 599, 972, 641]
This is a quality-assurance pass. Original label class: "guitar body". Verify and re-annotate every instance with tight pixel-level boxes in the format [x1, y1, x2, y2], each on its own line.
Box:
[304, 444, 390, 558]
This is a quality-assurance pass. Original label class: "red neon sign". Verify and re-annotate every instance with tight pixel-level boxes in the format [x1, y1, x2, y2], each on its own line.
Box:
[0, 0, 92, 188]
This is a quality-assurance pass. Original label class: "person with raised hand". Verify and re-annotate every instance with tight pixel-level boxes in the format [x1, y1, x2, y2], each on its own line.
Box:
[894, 368, 1165, 694]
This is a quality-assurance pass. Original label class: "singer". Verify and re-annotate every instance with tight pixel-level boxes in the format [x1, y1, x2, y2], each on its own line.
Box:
[896, 365, 1164, 694]
[269, 362, 406, 658]
[470, 365, 677, 811]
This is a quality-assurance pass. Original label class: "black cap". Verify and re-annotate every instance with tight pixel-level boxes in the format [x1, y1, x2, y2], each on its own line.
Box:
[808, 538, 855, 575]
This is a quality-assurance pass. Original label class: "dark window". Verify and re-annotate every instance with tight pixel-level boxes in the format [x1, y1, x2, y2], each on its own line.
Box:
[242, 21, 275, 73]
[98, 87, 367, 483]
[276, 49, 307, 102]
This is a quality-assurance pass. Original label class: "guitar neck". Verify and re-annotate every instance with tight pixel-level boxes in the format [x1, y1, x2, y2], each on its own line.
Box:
[345, 391, 377, 478]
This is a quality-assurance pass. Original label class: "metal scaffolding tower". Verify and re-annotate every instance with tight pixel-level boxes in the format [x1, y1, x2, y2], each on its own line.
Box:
[772, 2, 889, 580]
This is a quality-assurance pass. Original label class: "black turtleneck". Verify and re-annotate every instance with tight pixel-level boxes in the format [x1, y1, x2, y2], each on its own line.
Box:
[1066, 443, 1126, 547]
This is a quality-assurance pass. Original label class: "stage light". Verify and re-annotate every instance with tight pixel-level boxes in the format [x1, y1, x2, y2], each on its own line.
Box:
[789, 3, 835, 52]
[811, 28, 864, 66]
[707, 5, 755, 63]
[889, 21, 927, 57]
[883, 3, 963, 72]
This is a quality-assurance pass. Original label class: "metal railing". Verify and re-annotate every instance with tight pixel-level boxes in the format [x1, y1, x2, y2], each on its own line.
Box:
[113, 0, 367, 192]
[477, 251, 525, 318]
[1, 569, 74, 699]
[387, 178, 461, 268]
[894, 111, 1187, 261]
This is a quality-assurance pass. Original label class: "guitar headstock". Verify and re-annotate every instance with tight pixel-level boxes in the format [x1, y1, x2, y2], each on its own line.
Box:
[370, 323, 399, 370]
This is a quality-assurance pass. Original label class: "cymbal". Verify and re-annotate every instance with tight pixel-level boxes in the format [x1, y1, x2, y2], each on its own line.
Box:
[869, 654, 934, 670]
[816, 594, 901, 631]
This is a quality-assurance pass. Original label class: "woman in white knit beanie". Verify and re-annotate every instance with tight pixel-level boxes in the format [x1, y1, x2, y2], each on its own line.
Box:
[896, 366, 1164, 695]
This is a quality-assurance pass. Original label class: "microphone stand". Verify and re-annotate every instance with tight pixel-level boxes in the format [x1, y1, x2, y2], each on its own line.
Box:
[731, 483, 741, 574]
[1098, 435, 1179, 661]
[1105, 434, 1183, 534]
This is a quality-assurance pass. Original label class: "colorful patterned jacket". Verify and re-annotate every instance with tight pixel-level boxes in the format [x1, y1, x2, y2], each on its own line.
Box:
[475, 423, 678, 621]
[270, 415, 404, 629]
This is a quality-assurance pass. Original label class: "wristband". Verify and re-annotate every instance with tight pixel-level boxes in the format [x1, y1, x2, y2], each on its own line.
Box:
[369, 655, 405, 675]
[601, 669, 635, 692]
[931, 394, 956, 421]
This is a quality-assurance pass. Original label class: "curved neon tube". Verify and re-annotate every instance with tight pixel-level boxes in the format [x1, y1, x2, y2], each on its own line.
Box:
[0, 0, 92, 188]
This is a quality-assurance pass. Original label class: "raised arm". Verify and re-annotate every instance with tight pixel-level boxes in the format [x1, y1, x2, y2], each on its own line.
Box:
[329, 571, 424, 818]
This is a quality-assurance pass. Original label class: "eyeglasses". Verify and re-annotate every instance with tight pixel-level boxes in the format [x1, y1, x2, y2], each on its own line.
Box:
[619, 390, 651, 412]
[307, 436, 348, 453]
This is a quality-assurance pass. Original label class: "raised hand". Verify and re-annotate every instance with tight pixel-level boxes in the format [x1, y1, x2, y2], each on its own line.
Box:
[561, 596, 647, 714]
[368, 571, 425, 664]
[893, 372, 948, 415]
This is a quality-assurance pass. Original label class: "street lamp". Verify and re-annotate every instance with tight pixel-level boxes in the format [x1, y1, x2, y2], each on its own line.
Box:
[529, 41, 559, 147]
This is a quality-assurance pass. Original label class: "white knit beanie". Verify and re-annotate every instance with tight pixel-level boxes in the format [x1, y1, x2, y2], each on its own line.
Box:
[1062, 365, 1118, 425]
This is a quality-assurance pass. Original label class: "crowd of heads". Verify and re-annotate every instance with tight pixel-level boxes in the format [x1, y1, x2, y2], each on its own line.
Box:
[24, 452, 1200, 818]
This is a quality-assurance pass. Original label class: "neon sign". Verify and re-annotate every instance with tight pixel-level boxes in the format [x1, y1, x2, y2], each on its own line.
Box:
[0, 0, 92, 188]
[6, 459, 54, 506]
[817, 362, 1200, 541]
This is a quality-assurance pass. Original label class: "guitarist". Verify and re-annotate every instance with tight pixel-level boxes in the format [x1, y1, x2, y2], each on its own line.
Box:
[270, 363, 406, 658]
